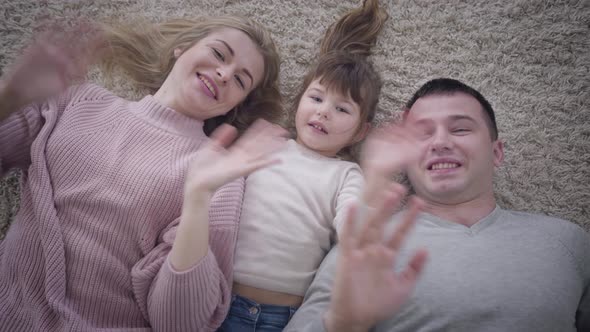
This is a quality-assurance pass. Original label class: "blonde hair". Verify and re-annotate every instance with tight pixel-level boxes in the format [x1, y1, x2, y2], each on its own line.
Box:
[100, 16, 282, 134]
[291, 0, 389, 161]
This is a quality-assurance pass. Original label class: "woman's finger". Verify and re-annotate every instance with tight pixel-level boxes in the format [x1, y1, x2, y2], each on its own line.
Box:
[233, 156, 282, 178]
[210, 124, 239, 148]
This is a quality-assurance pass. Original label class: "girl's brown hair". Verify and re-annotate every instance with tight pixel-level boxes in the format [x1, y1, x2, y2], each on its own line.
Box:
[291, 0, 388, 161]
[100, 16, 282, 135]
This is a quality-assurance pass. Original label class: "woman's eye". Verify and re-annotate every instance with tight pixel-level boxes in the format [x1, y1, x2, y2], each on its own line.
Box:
[235, 75, 245, 89]
[336, 107, 350, 114]
[310, 96, 322, 102]
[213, 48, 224, 61]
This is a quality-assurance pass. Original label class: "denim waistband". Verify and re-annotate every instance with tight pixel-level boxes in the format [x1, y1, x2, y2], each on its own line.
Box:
[231, 294, 298, 315]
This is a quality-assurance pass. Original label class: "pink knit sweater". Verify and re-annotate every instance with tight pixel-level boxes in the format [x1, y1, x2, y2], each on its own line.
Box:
[0, 84, 244, 331]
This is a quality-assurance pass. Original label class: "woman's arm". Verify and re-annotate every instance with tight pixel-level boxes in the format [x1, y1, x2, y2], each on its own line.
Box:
[287, 193, 427, 332]
[0, 80, 20, 121]
[132, 121, 287, 331]
[132, 178, 244, 332]
[0, 22, 102, 122]
[0, 22, 103, 176]
[170, 120, 288, 270]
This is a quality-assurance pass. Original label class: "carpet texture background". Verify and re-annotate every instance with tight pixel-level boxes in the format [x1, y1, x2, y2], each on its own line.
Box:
[0, 0, 588, 237]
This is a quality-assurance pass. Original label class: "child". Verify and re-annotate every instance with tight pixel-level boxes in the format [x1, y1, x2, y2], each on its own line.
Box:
[216, 0, 390, 330]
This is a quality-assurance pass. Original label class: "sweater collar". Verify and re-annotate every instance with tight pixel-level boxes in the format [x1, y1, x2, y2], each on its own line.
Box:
[129, 95, 206, 139]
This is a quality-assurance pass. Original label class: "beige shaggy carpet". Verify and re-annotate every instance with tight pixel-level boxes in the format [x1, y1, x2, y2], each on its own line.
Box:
[0, 0, 588, 238]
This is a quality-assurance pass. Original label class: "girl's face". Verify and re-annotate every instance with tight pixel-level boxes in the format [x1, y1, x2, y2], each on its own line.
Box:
[295, 79, 367, 157]
[155, 28, 265, 121]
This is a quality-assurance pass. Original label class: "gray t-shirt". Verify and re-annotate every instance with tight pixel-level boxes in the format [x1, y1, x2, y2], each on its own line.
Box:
[285, 206, 590, 332]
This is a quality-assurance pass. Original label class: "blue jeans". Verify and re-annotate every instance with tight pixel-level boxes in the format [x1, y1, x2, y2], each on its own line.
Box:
[217, 294, 298, 332]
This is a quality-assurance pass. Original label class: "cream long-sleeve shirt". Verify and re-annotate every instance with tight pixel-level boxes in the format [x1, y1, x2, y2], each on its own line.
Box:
[233, 139, 363, 296]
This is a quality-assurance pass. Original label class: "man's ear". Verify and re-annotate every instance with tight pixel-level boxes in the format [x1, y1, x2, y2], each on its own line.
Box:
[353, 122, 371, 143]
[492, 140, 504, 167]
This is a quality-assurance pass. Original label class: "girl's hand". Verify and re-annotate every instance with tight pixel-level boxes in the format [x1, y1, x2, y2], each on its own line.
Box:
[325, 187, 428, 332]
[185, 119, 289, 197]
[0, 21, 103, 119]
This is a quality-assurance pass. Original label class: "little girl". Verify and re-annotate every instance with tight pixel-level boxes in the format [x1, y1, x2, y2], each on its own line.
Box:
[222, 1, 389, 330]
[179, 0, 389, 330]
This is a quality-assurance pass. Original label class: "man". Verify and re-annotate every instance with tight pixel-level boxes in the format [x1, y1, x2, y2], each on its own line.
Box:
[285, 78, 590, 332]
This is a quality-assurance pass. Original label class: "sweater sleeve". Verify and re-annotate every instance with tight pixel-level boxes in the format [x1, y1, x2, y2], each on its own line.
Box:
[333, 166, 364, 234]
[131, 177, 244, 332]
[0, 83, 101, 177]
[284, 245, 340, 332]
[0, 103, 45, 176]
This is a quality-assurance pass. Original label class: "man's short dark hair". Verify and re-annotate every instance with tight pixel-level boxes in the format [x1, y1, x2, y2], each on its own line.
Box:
[405, 78, 499, 140]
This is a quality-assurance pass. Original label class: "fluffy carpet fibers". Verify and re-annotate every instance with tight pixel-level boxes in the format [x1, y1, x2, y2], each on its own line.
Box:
[0, 0, 588, 237]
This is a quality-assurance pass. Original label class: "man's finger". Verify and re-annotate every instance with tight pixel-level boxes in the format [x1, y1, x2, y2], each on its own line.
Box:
[386, 196, 423, 251]
[398, 248, 428, 285]
[358, 183, 405, 247]
[339, 204, 359, 254]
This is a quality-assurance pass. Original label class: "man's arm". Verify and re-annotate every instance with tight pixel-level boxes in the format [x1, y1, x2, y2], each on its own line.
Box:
[575, 229, 590, 331]
[577, 284, 589, 331]
[287, 193, 427, 332]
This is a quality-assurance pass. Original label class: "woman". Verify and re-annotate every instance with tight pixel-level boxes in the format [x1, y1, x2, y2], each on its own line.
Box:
[0, 16, 285, 331]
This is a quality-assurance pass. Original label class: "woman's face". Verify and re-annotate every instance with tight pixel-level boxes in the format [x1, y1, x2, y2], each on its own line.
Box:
[155, 28, 265, 120]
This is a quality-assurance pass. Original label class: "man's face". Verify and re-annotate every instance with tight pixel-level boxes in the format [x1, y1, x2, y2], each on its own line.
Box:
[404, 92, 504, 205]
